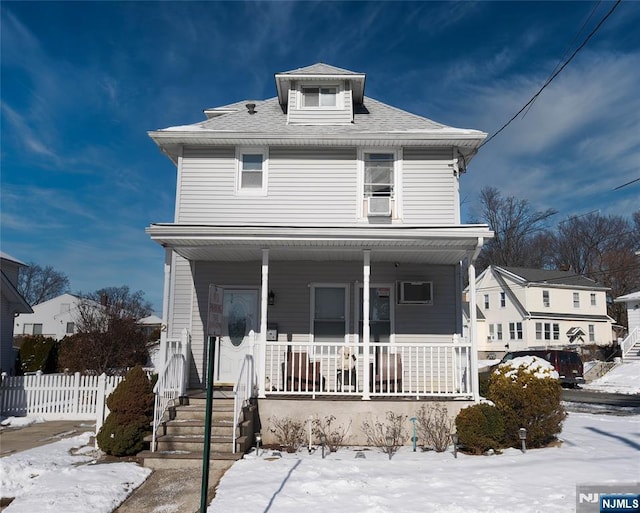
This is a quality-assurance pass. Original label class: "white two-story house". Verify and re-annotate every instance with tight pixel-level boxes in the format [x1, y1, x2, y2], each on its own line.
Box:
[146, 63, 493, 440]
[472, 266, 614, 359]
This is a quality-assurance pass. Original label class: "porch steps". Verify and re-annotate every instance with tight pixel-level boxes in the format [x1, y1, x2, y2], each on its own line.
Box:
[623, 340, 640, 362]
[139, 390, 256, 470]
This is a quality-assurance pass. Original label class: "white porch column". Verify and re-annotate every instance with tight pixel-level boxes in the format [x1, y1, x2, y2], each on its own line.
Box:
[258, 249, 269, 398]
[362, 250, 371, 400]
[468, 238, 483, 402]
[160, 248, 172, 372]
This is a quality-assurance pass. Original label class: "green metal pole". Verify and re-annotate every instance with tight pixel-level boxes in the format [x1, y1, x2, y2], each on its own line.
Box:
[200, 336, 216, 513]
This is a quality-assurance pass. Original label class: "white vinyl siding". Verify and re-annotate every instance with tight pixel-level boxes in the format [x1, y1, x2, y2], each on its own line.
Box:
[178, 146, 357, 224]
[402, 148, 457, 224]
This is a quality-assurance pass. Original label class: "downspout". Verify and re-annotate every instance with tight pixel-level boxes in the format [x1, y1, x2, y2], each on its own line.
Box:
[468, 238, 483, 402]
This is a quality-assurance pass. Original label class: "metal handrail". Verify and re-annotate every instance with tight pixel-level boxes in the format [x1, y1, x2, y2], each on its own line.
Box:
[232, 354, 255, 453]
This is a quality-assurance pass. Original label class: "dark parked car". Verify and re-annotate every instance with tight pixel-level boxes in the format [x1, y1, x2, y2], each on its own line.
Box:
[498, 349, 585, 387]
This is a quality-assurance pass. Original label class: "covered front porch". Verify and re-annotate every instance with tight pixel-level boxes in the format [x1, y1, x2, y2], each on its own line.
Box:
[149, 224, 489, 403]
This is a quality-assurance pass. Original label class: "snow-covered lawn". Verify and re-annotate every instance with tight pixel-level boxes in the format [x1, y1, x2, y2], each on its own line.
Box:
[583, 360, 640, 395]
[210, 412, 639, 513]
[0, 432, 150, 512]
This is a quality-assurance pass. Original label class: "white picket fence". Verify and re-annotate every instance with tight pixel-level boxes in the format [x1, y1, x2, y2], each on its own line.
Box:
[0, 372, 123, 434]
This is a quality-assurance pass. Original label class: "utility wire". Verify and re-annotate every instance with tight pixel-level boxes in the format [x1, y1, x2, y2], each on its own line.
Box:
[613, 177, 640, 190]
[479, 0, 622, 149]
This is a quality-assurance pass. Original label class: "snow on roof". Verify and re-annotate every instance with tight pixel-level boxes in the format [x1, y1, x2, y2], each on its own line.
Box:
[0, 251, 28, 267]
[138, 314, 162, 325]
[614, 290, 640, 302]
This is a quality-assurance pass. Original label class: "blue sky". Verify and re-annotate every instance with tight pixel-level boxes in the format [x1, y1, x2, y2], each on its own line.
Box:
[1, 1, 639, 313]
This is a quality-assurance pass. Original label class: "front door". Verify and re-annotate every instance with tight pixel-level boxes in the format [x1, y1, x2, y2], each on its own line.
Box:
[215, 289, 258, 385]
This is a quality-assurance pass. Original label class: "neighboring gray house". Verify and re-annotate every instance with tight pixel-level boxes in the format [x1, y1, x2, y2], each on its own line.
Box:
[146, 63, 493, 437]
[614, 290, 640, 360]
[1, 252, 32, 374]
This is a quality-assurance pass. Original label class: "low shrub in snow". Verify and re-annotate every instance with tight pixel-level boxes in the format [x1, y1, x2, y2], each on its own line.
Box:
[415, 403, 453, 452]
[312, 415, 351, 452]
[269, 416, 306, 453]
[487, 356, 566, 449]
[361, 411, 407, 460]
[96, 365, 154, 456]
[455, 403, 504, 454]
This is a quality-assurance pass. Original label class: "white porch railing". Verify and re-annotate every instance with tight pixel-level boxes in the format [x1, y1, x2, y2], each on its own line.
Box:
[151, 330, 190, 452]
[263, 336, 472, 399]
[621, 327, 639, 360]
[232, 354, 256, 453]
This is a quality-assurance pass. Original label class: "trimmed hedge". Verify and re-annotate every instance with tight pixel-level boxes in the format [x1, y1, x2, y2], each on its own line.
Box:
[455, 403, 504, 454]
[19, 335, 59, 374]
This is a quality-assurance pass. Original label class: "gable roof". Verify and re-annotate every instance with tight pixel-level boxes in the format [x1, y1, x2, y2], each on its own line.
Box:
[615, 291, 640, 303]
[1, 271, 33, 314]
[496, 266, 605, 289]
[0, 251, 28, 267]
[278, 63, 363, 76]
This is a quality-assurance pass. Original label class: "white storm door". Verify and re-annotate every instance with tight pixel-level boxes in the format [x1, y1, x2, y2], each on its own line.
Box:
[216, 289, 258, 384]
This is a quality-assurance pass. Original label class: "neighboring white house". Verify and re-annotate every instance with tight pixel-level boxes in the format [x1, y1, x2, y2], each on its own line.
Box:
[146, 63, 493, 432]
[13, 293, 84, 340]
[471, 266, 613, 359]
[614, 291, 640, 335]
[1, 252, 33, 374]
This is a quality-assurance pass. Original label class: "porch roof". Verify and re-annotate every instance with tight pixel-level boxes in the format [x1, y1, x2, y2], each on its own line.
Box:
[146, 223, 492, 264]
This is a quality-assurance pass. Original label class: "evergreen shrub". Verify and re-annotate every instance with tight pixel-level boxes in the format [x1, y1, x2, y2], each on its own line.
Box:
[455, 403, 504, 454]
[487, 356, 566, 448]
[19, 335, 59, 374]
[97, 365, 154, 456]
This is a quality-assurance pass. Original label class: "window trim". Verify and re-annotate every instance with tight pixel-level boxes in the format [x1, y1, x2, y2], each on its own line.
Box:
[543, 290, 550, 308]
[590, 293, 597, 306]
[358, 148, 401, 220]
[573, 292, 580, 308]
[236, 147, 268, 195]
[500, 291, 506, 308]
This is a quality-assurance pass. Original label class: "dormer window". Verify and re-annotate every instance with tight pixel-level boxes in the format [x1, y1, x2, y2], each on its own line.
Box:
[302, 86, 338, 108]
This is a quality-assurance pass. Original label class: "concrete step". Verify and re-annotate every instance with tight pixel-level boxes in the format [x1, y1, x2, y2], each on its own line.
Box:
[171, 405, 235, 422]
[161, 420, 236, 437]
[153, 434, 250, 454]
[137, 449, 243, 470]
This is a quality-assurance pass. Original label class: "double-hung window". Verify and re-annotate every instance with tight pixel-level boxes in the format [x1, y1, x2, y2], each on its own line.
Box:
[302, 86, 337, 108]
[573, 292, 580, 308]
[500, 292, 506, 308]
[364, 153, 395, 198]
[237, 148, 267, 194]
[543, 290, 550, 307]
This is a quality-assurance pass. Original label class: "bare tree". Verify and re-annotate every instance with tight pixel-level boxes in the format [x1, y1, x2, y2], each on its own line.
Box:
[551, 211, 640, 325]
[473, 187, 557, 270]
[18, 263, 70, 306]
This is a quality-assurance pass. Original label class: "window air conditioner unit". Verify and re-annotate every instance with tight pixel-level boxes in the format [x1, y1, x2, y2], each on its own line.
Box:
[367, 196, 391, 217]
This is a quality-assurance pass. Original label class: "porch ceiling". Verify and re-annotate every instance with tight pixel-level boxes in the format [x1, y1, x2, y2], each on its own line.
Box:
[146, 224, 492, 264]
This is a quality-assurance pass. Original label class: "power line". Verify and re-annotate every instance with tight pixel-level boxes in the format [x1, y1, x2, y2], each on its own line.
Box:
[479, 0, 622, 150]
[613, 177, 640, 190]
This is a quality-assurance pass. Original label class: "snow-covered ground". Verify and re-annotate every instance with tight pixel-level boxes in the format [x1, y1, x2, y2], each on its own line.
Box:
[0, 432, 150, 512]
[583, 360, 640, 395]
[1, 362, 637, 513]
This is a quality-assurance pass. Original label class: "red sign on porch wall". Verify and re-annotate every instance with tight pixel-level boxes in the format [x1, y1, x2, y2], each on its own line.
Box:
[207, 285, 223, 337]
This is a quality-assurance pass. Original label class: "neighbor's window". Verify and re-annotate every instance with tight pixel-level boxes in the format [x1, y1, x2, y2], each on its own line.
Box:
[489, 324, 495, 341]
[66, 322, 75, 334]
[553, 323, 560, 340]
[496, 323, 503, 341]
[544, 322, 552, 340]
[573, 292, 580, 308]
[535, 322, 542, 340]
[237, 149, 267, 193]
[33, 324, 43, 335]
[543, 290, 550, 307]
[500, 292, 506, 308]
[303, 86, 337, 108]
[509, 322, 523, 340]
[364, 153, 395, 198]
[590, 293, 596, 306]
[484, 294, 490, 310]
[588, 324, 595, 342]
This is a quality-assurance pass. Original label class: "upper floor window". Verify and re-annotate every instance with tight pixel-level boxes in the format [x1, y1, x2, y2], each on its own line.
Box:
[302, 86, 337, 108]
[66, 322, 75, 334]
[573, 292, 580, 308]
[590, 293, 596, 306]
[484, 294, 490, 309]
[364, 153, 395, 198]
[237, 148, 267, 194]
[500, 292, 506, 308]
[543, 290, 550, 307]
